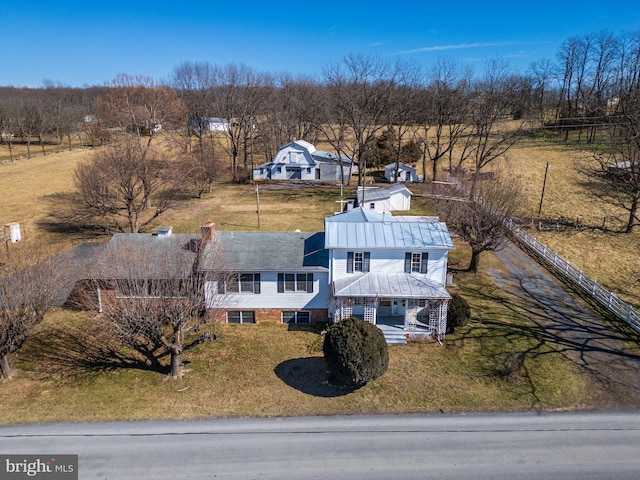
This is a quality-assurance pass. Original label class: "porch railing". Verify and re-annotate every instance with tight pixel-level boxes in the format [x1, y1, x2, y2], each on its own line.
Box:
[506, 219, 640, 333]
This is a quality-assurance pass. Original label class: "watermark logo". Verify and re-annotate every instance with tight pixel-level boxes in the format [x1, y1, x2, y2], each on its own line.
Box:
[1, 455, 77, 479]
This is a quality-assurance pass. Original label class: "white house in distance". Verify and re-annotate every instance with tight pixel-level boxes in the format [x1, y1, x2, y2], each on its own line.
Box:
[253, 140, 352, 181]
[201, 207, 454, 343]
[189, 117, 231, 133]
[356, 184, 412, 213]
[385, 162, 420, 183]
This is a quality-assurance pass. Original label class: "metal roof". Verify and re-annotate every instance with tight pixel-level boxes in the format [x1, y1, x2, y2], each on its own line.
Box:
[356, 184, 412, 202]
[200, 231, 328, 272]
[334, 272, 451, 299]
[385, 162, 416, 172]
[312, 150, 352, 163]
[324, 208, 453, 250]
[325, 208, 387, 223]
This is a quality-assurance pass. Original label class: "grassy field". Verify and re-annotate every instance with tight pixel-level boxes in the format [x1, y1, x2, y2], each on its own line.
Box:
[0, 133, 637, 423]
[0, 267, 592, 425]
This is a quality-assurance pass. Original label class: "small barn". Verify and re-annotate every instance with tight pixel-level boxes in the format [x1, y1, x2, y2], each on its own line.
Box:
[385, 162, 420, 183]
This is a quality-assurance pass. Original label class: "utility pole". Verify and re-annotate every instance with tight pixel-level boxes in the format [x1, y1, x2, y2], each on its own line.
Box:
[538, 162, 551, 215]
[255, 184, 261, 228]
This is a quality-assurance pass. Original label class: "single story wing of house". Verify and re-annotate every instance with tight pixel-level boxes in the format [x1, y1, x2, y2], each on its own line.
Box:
[253, 140, 352, 181]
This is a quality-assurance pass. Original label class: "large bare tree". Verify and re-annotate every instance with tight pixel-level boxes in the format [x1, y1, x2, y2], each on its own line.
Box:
[320, 54, 398, 190]
[0, 244, 68, 381]
[416, 58, 472, 181]
[74, 138, 177, 233]
[578, 37, 640, 233]
[436, 171, 525, 272]
[90, 232, 228, 379]
[460, 59, 524, 191]
[209, 63, 269, 181]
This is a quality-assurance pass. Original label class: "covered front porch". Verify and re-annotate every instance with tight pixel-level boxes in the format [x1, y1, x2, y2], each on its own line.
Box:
[331, 272, 451, 343]
[332, 297, 449, 343]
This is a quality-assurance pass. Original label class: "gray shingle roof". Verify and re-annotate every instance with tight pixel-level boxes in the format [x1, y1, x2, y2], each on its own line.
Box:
[200, 231, 328, 272]
[97, 233, 200, 279]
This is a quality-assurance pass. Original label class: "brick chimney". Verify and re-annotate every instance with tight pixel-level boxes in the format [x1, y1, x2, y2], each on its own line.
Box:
[201, 222, 216, 245]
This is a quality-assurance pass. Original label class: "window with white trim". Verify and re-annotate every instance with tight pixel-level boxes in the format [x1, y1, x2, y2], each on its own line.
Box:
[218, 273, 261, 294]
[347, 252, 370, 273]
[227, 311, 255, 324]
[404, 252, 428, 274]
[282, 311, 310, 324]
[277, 273, 313, 293]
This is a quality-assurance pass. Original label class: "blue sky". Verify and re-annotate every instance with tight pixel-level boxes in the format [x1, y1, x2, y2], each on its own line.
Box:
[1, 0, 639, 87]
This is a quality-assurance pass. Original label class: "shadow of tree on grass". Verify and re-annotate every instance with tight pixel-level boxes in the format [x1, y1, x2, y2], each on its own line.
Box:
[23, 321, 169, 380]
[274, 357, 359, 397]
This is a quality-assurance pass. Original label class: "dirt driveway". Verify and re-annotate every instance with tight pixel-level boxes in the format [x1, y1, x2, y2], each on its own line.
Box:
[490, 243, 640, 410]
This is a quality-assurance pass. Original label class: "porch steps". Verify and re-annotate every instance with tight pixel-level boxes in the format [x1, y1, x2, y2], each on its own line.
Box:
[377, 325, 407, 345]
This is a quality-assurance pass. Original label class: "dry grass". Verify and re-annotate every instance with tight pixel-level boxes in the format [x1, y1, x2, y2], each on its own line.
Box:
[0, 149, 91, 245]
[505, 136, 640, 307]
[0, 274, 591, 425]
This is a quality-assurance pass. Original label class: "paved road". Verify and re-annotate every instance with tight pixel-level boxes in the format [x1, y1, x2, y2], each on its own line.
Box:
[491, 243, 640, 407]
[1, 413, 639, 479]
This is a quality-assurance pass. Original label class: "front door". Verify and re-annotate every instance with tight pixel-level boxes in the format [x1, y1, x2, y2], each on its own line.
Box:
[392, 300, 399, 315]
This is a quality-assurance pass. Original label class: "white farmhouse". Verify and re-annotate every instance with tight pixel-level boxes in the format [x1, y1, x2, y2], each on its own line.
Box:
[253, 140, 352, 181]
[201, 207, 454, 343]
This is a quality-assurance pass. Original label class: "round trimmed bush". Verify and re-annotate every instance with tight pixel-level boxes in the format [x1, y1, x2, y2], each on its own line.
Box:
[447, 293, 471, 334]
[323, 317, 389, 386]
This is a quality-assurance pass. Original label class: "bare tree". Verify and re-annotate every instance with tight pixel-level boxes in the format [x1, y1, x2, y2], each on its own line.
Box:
[170, 61, 217, 153]
[89, 232, 227, 379]
[0, 244, 68, 381]
[209, 63, 269, 181]
[385, 59, 422, 181]
[320, 54, 398, 190]
[436, 171, 525, 272]
[98, 74, 186, 146]
[528, 58, 556, 127]
[460, 59, 524, 191]
[578, 52, 640, 233]
[74, 138, 177, 233]
[177, 142, 222, 198]
[416, 58, 472, 181]
[256, 74, 321, 162]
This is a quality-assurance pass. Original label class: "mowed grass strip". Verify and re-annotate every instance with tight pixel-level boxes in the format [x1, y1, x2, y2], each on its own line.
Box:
[0, 267, 591, 425]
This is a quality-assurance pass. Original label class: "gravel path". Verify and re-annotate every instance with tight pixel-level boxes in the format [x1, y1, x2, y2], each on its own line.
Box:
[490, 242, 640, 409]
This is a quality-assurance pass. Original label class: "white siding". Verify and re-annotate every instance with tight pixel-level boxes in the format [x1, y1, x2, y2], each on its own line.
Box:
[389, 192, 411, 211]
[331, 249, 448, 286]
[205, 271, 330, 310]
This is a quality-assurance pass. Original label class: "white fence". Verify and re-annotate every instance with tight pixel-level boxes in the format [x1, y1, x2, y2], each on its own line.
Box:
[507, 220, 640, 333]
